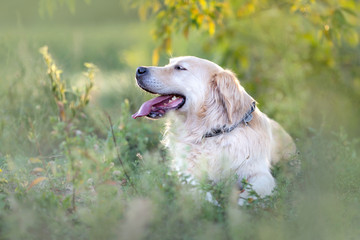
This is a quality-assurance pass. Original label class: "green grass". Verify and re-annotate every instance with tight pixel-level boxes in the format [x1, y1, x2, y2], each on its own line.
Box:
[1, 2, 360, 240]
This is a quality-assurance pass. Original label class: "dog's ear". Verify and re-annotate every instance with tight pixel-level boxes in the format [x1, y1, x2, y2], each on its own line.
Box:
[211, 70, 254, 124]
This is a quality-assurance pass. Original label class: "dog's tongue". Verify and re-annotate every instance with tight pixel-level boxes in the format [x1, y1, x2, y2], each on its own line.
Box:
[132, 95, 173, 119]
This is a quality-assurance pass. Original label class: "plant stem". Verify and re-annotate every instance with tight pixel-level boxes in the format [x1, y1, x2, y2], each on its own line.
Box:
[65, 136, 77, 212]
[107, 115, 137, 193]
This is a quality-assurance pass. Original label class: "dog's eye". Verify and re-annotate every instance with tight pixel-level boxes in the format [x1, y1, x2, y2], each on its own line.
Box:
[174, 65, 187, 71]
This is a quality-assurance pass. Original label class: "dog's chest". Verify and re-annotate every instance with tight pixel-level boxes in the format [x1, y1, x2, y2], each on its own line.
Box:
[167, 133, 261, 182]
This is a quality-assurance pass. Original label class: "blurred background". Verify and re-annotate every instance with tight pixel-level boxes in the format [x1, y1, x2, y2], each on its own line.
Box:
[0, 1, 359, 239]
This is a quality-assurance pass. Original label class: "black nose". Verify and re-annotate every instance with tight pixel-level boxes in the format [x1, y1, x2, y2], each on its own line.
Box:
[136, 67, 148, 78]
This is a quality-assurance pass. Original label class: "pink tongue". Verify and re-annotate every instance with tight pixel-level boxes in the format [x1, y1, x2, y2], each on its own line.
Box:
[132, 95, 173, 119]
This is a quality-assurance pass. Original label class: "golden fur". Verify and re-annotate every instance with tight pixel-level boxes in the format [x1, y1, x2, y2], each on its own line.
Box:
[135, 56, 296, 204]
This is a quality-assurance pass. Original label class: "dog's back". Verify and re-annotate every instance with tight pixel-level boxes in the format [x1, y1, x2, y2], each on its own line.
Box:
[269, 119, 296, 165]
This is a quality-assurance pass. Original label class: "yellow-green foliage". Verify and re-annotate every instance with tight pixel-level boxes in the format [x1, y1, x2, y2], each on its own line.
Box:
[133, 0, 359, 63]
[39, 46, 96, 122]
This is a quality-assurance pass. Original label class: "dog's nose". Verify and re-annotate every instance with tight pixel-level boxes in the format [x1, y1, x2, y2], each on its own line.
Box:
[136, 67, 148, 78]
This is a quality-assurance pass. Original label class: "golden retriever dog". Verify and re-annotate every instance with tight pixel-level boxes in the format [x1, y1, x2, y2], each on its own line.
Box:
[132, 56, 296, 204]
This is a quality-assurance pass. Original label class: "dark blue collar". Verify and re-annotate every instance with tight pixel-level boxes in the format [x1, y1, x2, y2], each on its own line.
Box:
[203, 101, 256, 138]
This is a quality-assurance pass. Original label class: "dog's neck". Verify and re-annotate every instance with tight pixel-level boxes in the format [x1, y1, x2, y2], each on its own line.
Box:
[202, 101, 256, 138]
[166, 101, 256, 144]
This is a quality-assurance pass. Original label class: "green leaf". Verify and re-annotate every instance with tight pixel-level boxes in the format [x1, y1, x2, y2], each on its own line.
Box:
[341, 7, 357, 16]
[332, 9, 347, 27]
[344, 28, 359, 46]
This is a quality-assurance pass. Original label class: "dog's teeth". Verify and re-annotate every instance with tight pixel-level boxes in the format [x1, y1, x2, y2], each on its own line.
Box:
[172, 96, 177, 101]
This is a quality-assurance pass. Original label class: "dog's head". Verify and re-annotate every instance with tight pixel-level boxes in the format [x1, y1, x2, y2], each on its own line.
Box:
[132, 56, 254, 125]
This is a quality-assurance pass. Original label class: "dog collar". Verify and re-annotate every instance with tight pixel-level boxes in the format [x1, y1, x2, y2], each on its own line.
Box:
[203, 101, 256, 138]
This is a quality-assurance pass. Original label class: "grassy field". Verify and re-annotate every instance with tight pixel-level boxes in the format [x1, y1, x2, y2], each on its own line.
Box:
[0, 1, 360, 240]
